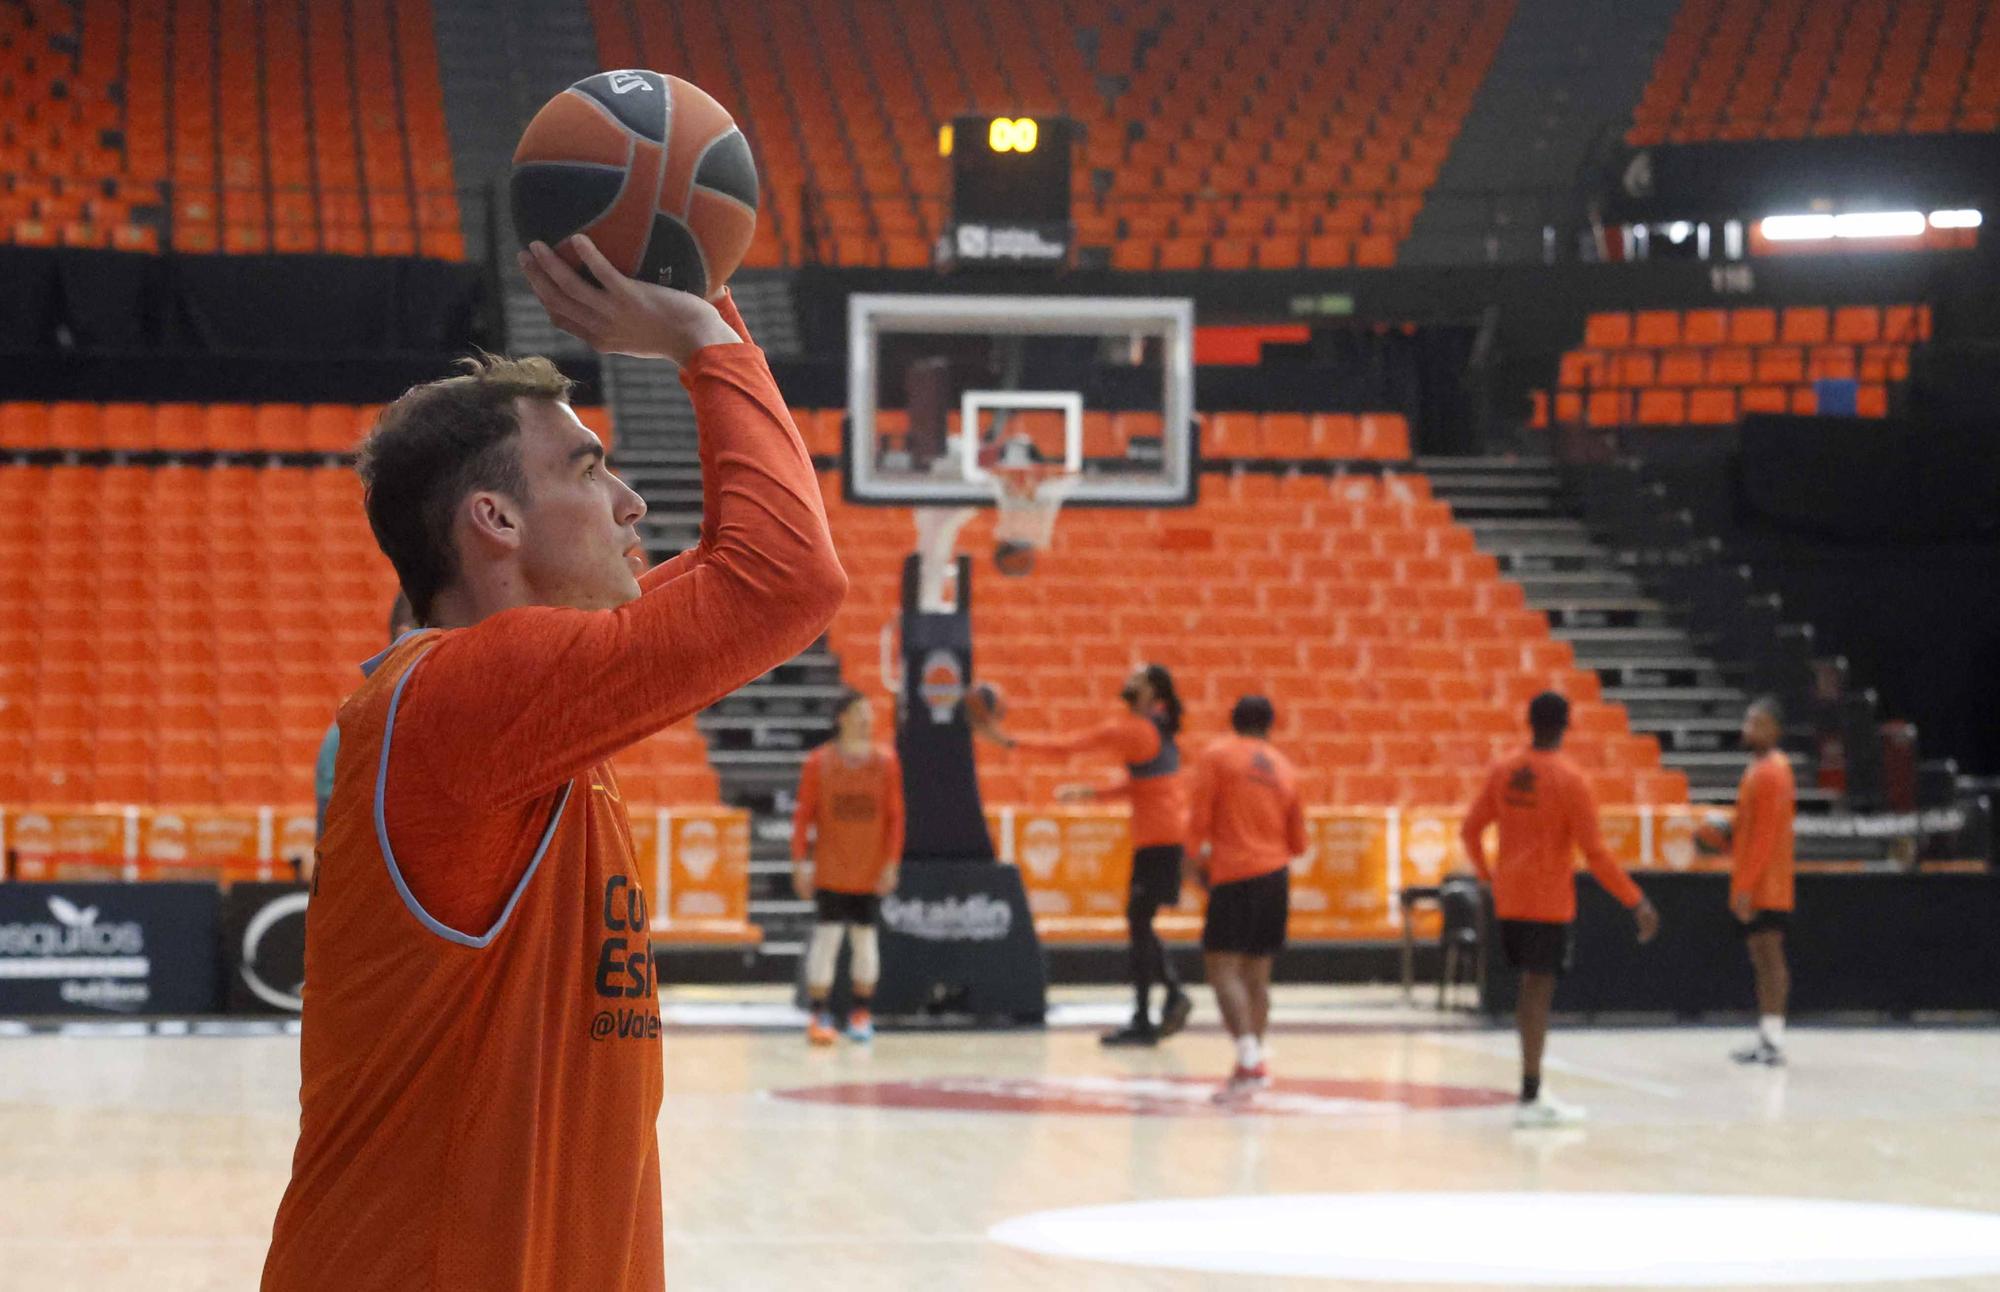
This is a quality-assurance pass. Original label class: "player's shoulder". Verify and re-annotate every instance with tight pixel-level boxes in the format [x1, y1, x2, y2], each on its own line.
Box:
[1756, 750, 1796, 789]
[1198, 734, 1244, 763]
[873, 742, 901, 768]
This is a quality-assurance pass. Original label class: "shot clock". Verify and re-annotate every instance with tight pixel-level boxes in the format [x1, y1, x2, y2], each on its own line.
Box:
[940, 114, 1075, 269]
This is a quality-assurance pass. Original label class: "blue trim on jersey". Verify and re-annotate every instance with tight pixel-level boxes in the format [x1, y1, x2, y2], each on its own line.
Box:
[373, 646, 572, 949]
[359, 627, 436, 679]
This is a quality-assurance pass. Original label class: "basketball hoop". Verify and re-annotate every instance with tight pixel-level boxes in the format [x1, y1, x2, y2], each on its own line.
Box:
[990, 462, 1079, 554]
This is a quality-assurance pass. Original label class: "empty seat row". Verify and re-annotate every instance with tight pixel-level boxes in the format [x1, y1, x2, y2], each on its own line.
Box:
[0, 403, 614, 454]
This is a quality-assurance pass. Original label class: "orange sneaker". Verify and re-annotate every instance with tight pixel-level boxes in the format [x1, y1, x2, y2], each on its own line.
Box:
[807, 1013, 838, 1046]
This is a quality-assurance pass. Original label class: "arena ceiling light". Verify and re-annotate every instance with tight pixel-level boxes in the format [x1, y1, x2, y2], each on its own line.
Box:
[1928, 208, 1983, 228]
[1759, 211, 1935, 241]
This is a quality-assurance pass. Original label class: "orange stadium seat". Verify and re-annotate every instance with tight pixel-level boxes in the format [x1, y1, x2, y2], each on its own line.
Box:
[813, 467, 1673, 812]
[1, 0, 459, 257]
[1543, 304, 1924, 429]
[591, 0, 1513, 269]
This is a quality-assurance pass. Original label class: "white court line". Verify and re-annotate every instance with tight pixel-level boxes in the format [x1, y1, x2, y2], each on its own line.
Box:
[1428, 1033, 1684, 1099]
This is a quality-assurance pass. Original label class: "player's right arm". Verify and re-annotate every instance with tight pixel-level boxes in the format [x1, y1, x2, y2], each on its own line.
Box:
[401, 240, 847, 807]
[791, 750, 822, 900]
[877, 750, 906, 895]
[1007, 716, 1156, 761]
[1567, 771, 1659, 942]
[1459, 766, 1500, 885]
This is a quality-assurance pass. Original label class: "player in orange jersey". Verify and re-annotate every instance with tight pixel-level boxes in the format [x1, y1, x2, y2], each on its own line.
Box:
[1186, 696, 1307, 1103]
[261, 235, 846, 1292]
[1730, 696, 1796, 1067]
[1461, 692, 1660, 1129]
[979, 663, 1192, 1046]
[793, 689, 905, 1045]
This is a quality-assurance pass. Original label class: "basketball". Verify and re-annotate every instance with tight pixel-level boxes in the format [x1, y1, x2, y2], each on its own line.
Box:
[994, 540, 1037, 578]
[1694, 811, 1734, 856]
[510, 70, 759, 297]
[965, 681, 1006, 727]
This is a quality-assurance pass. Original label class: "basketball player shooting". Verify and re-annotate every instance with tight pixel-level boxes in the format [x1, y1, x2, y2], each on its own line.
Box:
[1460, 692, 1660, 1129]
[261, 234, 846, 1291]
[974, 665, 1192, 1046]
[792, 689, 905, 1045]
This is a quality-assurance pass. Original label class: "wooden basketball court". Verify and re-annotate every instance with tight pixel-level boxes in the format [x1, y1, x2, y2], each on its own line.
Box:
[5, 987, 1999, 1290]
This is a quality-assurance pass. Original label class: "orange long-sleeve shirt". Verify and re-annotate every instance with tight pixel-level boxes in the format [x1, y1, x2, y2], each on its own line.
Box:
[1461, 747, 1643, 923]
[1731, 751, 1796, 911]
[792, 743, 905, 894]
[264, 297, 846, 1292]
[1186, 734, 1308, 886]
[1012, 711, 1187, 849]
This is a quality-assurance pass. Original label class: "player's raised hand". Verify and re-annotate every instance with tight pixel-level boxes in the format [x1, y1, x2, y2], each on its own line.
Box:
[518, 235, 738, 365]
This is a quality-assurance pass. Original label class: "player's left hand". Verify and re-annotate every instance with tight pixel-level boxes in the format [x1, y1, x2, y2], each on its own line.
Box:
[876, 867, 901, 897]
[1731, 892, 1756, 923]
[1633, 898, 1661, 944]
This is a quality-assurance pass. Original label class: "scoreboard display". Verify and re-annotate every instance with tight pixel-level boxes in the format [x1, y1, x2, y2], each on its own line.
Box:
[941, 114, 1074, 268]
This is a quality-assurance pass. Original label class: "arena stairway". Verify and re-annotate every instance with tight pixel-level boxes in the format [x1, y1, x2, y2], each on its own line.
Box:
[1423, 456, 1821, 808]
[430, 0, 600, 359]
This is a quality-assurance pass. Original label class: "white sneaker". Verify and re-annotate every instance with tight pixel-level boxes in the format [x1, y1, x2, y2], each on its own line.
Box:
[1514, 1093, 1588, 1128]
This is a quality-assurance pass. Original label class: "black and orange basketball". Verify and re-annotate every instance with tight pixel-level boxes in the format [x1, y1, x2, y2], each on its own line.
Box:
[965, 681, 1006, 727]
[994, 541, 1037, 578]
[510, 70, 759, 297]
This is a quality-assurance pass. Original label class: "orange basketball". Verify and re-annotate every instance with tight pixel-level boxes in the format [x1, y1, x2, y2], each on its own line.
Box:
[965, 681, 1006, 727]
[510, 70, 759, 296]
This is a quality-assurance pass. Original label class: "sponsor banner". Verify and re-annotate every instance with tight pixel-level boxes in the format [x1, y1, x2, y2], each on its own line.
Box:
[871, 860, 1046, 1020]
[1296, 810, 1399, 938]
[6, 806, 140, 881]
[141, 807, 289, 883]
[772, 1075, 1513, 1119]
[0, 882, 221, 1014]
[221, 882, 309, 1014]
[651, 807, 758, 943]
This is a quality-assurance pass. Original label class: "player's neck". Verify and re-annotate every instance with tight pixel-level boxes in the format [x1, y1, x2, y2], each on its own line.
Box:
[836, 736, 871, 759]
[426, 571, 532, 630]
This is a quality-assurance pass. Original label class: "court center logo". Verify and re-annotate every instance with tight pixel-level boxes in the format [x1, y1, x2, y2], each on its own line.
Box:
[919, 650, 966, 724]
[773, 1075, 1514, 1119]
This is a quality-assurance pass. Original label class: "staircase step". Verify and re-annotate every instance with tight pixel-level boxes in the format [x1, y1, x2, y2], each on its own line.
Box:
[1540, 601, 1672, 630]
[1607, 686, 1749, 721]
[1592, 659, 1728, 688]
[1514, 571, 1645, 600]
[1554, 626, 1694, 657]
[1493, 548, 1618, 574]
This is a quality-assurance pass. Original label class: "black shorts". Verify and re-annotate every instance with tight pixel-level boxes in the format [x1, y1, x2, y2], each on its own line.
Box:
[814, 890, 880, 926]
[1500, 919, 1574, 976]
[1202, 866, 1289, 956]
[1738, 909, 1791, 936]
[1131, 845, 1185, 910]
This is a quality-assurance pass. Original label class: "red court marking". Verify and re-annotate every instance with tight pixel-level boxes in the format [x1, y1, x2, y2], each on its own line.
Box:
[772, 1075, 1514, 1119]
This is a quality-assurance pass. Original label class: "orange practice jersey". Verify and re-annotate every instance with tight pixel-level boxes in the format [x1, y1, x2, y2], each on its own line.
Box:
[263, 297, 845, 1292]
[1013, 711, 1187, 849]
[1731, 751, 1796, 912]
[1186, 734, 1308, 886]
[1461, 747, 1643, 923]
[792, 743, 905, 894]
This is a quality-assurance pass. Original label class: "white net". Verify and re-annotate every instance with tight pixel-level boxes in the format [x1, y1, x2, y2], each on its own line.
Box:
[990, 463, 1080, 551]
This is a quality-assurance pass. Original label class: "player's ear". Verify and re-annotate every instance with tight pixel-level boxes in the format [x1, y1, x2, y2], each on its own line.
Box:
[462, 489, 524, 554]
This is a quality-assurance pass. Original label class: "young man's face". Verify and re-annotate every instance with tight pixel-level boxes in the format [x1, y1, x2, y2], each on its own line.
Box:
[838, 699, 873, 744]
[1742, 707, 1779, 752]
[1121, 669, 1153, 711]
[511, 399, 648, 611]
